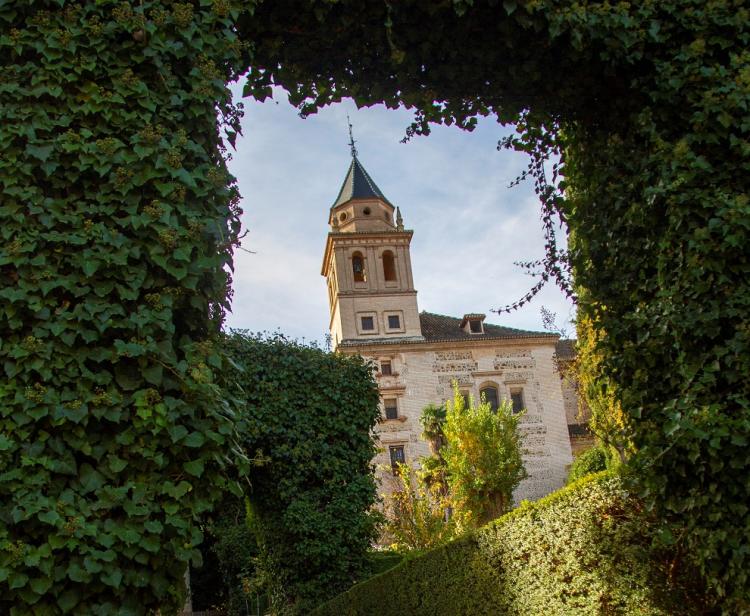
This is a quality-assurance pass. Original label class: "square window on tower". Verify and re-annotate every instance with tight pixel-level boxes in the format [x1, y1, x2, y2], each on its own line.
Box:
[388, 315, 400, 329]
[361, 316, 374, 331]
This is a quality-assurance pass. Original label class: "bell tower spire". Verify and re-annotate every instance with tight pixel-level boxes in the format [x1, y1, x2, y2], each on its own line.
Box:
[321, 140, 423, 350]
[347, 114, 358, 159]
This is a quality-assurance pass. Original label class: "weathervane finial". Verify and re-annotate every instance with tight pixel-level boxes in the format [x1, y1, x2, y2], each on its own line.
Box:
[347, 114, 358, 158]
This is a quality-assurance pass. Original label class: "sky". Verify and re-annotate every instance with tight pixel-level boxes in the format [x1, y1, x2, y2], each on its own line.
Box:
[223, 84, 575, 345]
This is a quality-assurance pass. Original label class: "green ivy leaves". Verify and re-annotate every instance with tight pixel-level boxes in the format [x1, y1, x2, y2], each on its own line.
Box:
[0, 1, 249, 612]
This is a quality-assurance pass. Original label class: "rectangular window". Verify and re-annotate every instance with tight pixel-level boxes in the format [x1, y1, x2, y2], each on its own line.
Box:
[510, 389, 525, 414]
[380, 360, 392, 376]
[387, 314, 401, 329]
[469, 319, 483, 333]
[460, 391, 470, 409]
[384, 399, 398, 420]
[389, 445, 405, 474]
[481, 386, 499, 412]
[361, 316, 374, 331]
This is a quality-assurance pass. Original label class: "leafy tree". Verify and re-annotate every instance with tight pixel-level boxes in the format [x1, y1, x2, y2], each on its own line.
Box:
[383, 463, 455, 553]
[443, 386, 527, 529]
[418, 403, 449, 499]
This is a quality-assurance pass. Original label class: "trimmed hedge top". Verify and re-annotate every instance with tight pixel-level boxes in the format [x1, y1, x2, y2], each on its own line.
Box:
[313, 472, 707, 615]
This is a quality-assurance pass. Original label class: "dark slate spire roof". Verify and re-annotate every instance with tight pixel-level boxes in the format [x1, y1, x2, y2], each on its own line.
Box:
[332, 156, 393, 208]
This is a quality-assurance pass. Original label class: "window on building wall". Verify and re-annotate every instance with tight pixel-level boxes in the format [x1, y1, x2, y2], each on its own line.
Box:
[469, 319, 483, 334]
[384, 399, 398, 420]
[352, 252, 366, 282]
[480, 386, 499, 412]
[383, 250, 397, 282]
[387, 314, 401, 329]
[389, 445, 405, 474]
[360, 316, 374, 331]
[510, 388, 525, 414]
[380, 360, 392, 376]
[460, 390, 470, 409]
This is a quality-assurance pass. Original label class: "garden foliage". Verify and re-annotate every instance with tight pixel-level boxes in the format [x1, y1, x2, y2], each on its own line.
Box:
[0, 1, 249, 612]
[566, 445, 611, 485]
[313, 472, 708, 616]
[223, 333, 382, 615]
[382, 463, 455, 553]
[241, 2, 750, 608]
[2, 0, 748, 612]
[189, 497, 259, 613]
[442, 386, 526, 529]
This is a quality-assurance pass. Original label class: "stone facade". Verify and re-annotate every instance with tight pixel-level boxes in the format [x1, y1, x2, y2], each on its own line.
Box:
[322, 154, 575, 502]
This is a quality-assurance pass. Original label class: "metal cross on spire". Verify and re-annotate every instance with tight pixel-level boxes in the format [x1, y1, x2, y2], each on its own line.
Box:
[347, 114, 358, 158]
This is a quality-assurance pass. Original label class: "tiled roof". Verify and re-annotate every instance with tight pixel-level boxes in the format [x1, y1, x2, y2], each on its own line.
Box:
[332, 156, 392, 208]
[419, 312, 554, 342]
[338, 312, 555, 348]
[555, 339, 576, 360]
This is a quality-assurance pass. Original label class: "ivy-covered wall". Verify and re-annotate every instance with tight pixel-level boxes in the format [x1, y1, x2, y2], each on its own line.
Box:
[0, 2, 249, 612]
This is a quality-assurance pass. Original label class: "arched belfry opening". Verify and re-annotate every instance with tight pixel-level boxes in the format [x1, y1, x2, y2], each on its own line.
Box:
[382, 250, 397, 282]
[352, 251, 366, 282]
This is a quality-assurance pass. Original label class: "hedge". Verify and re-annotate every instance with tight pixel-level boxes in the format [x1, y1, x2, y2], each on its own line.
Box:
[313, 473, 708, 615]
[223, 333, 382, 614]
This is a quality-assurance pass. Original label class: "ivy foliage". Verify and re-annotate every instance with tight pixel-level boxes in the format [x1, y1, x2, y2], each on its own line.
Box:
[223, 333, 382, 615]
[0, 1, 250, 612]
[240, 1, 750, 609]
[313, 472, 710, 616]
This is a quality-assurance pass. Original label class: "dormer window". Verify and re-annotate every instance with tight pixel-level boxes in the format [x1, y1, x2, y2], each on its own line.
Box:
[460, 313, 486, 334]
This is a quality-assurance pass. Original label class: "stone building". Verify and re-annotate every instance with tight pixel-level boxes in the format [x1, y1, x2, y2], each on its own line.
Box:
[321, 151, 577, 501]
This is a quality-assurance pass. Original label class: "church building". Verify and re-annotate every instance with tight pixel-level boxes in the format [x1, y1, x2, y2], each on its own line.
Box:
[321, 149, 576, 502]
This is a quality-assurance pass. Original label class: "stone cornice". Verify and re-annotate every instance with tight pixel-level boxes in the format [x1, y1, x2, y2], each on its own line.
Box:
[336, 335, 557, 355]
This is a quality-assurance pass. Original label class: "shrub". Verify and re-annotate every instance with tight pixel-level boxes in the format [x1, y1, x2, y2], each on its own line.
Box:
[567, 445, 610, 484]
[190, 497, 259, 613]
[312, 473, 709, 615]
[223, 333, 382, 614]
[382, 463, 455, 552]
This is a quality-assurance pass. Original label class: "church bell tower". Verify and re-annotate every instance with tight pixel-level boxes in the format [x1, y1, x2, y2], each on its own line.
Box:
[321, 136, 423, 350]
